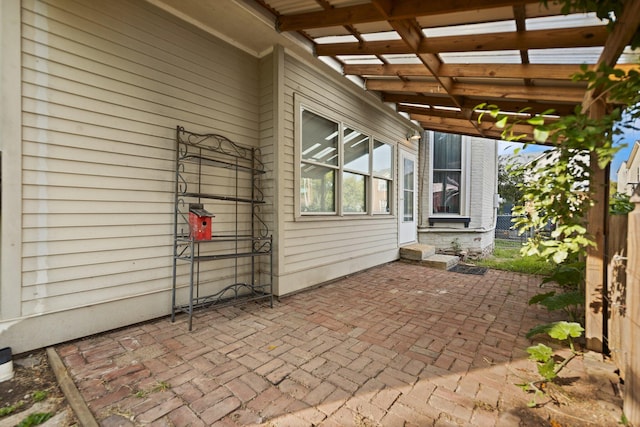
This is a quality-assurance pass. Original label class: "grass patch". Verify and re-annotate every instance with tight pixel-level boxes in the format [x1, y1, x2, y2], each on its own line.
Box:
[18, 412, 53, 427]
[475, 239, 554, 276]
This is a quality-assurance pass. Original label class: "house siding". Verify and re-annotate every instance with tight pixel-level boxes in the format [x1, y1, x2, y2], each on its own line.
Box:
[276, 52, 418, 295]
[3, 0, 261, 352]
[258, 48, 278, 281]
[2, 0, 420, 353]
[469, 136, 499, 231]
[618, 142, 640, 195]
[1, 0, 23, 321]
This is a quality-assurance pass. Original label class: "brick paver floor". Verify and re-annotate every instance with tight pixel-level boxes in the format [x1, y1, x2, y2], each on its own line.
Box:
[56, 262, 583, 426]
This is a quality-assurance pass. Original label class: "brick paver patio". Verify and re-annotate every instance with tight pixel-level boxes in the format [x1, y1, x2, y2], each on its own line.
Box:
[56, 262, 580, 426]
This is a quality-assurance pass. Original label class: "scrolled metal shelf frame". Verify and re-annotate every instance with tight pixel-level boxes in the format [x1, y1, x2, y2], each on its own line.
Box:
[171, 125, 273, 331]
[176, 125, 265, 172]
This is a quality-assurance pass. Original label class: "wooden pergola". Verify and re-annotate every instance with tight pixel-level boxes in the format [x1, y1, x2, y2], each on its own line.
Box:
[259, 0, 639, 139]
[253, 0, 640, 421]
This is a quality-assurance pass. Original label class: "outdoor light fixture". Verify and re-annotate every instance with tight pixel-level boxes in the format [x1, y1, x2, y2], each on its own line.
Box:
[407, 130, 421, 141]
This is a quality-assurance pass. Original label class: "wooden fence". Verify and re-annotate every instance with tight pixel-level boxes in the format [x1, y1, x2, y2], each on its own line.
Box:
[607, 210, 640, 424]
[607, 214, 628, 378]
[622, 197, 640, 424]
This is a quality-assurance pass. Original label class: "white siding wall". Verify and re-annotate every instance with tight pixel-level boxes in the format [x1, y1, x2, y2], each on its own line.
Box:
[4, 0, 261, 352]
[419, 134, 498, 257]
[617, 162, 629, 194]
[623, 142, 640, 196]
[469, 137, 499, 230]
[276, 52, 418, 295]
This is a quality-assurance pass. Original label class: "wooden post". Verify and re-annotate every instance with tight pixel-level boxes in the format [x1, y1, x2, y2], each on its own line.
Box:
[579, 0, 640, 354]
[624, 188, 640, 424]
[584, 99, 608, 353]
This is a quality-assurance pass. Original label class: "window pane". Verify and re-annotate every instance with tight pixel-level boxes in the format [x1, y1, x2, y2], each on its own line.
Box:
[403, 158, 414, 191]
[344, 127, 369, 173]
[432, 171, 461, 214]
[404, 189, 414, 221]
[373, 140, 392, 178]
[301, 164, 335, 213]
[373, 178, 391, 214]
[343, 172, 367, 213]
[434, 132, 461, 169]
[301, 110, 338, 166]
[403, 157, 414, 221]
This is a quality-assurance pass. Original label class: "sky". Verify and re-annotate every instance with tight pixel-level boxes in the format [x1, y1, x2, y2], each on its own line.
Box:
[498, 117, 640, 181]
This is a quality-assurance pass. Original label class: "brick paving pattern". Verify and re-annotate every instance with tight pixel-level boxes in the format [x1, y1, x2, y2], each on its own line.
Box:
[57, 262, 564, 426]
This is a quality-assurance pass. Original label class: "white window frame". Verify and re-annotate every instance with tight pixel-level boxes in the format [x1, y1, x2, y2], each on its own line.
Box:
[295, 98, 395, 219]
[428, 131, 471, 217]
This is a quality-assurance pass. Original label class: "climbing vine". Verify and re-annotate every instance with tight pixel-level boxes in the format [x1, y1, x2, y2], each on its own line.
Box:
[477, 61, 640, 265]
[476, 0, 640, 407]
[541, 0, 640, 49]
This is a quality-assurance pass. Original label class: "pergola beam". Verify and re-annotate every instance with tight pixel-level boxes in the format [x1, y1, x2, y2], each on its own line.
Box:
[413, 114, 538, 141]
[277, 0, 541, 31]
[316, 26, 608, 56]
[383, 93, 577, 116]
[344, 63, 639, 80]
[367, 79, 586, 103]
[369, 0, 486, 134]
[397, 103, 559, 124]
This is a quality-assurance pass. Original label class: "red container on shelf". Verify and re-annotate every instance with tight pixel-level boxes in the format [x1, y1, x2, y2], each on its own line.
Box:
[188, 203, 214, 241]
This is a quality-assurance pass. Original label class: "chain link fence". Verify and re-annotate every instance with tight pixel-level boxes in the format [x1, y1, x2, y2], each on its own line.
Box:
[495, 215, 535, 242]
[496, 215, 556, 242]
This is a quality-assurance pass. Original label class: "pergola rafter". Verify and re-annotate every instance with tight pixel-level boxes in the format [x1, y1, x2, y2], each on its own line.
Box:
[264, 0, 638, 139]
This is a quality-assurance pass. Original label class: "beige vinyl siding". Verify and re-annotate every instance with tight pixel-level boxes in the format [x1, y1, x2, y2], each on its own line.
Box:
[1, 0, 23, 321]
[258, 49, 278, 282]
[22, 2, 258, 131]
[278, 52, 417, 292]
[20, 0, 259, 319]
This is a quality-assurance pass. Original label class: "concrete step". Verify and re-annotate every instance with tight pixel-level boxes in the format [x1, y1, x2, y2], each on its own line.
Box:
[421, 254, 459, 270]
[400, 243, 459, 270]
[399, 244, 436, 261]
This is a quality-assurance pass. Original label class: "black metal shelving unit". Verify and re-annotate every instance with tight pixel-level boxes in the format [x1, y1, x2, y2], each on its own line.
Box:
[171, 125, 273, 330]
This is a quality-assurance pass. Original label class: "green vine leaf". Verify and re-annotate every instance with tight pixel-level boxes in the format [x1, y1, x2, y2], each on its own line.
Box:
[527, 343, 554, 362]
[537, 358, 558, 381]
[547, 321, 584, 341]
[533, 127, 549, 143]
[526, 323, 552, 339]
[528, 291, 556, 306]
[527, 116, 545, 126]
[552, 250, 569, 264]
[537, 291, 584, 312]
